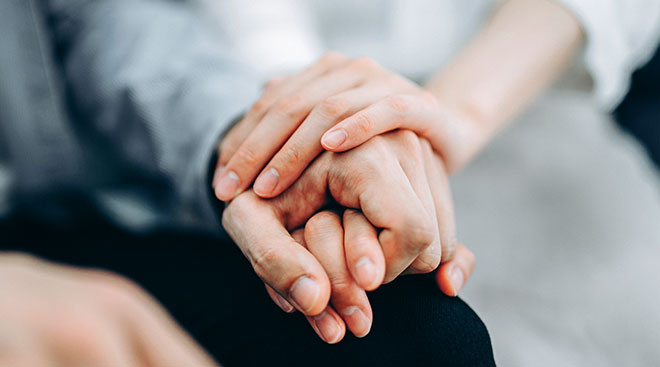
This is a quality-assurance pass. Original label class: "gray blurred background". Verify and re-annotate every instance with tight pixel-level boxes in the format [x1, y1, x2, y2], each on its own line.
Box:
[455, 84, 660, 366]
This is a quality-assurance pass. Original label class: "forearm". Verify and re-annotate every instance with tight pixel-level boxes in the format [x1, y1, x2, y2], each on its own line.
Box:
[425, 0, 583, 171]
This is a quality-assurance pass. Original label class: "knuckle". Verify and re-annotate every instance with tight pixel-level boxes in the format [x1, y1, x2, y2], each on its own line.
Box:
[349, 57, 380, 73]
[352, 234, 375, 247]
[319, 51, 347, 66]
[279, 144, 303, 165]
[275, 94, 306, 118]
[318, 97, 350, 119]
[53, 315, 106, 354]
[222, 191, 262, 228]
[352, 112, 376, 135]
[418, 135, 433, 153]
[218, 130, 239, 152]
[356, 148, 383, 173]
[250, 246, 282, 280]
[395, 129, 424, 156]
[418, 90, 439, 107]
[406, 219, 436, 252]
[412, 251, 442, 273]
[328, 275, 354, 294]
[398, 129, 420, 145]
[264, 78, 282, 92]
[251, 96, 272, 115]
[305, 211, 338, 235]
[235, 144, 260, 167]
[92, 272, 142, 309]
[95, 271, 136, 293]
[356, 136, 391, 168]
[386, 94, 411, 113]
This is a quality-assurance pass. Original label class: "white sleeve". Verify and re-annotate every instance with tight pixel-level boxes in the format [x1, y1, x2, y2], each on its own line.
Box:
[554, 0, 660, 110]
[192, 0, 323, 79]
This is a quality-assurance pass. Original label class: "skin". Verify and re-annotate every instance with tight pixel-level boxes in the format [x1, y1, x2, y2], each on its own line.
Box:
[0, 253, 216, 367]
[221, 130, 474, 343]
[215, 0, 583, 343]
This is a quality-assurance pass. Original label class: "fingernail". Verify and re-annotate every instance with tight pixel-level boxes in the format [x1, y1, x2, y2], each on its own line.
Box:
[342, 306, 371, 338]
[322, 129, 347, 149]
[289, 276, 320, 313]
[215, 170, 240, 200]
[275, 294, 295, 313]
[355, 257, 378, 289]
[314, 311, 342, 344]
[212, 165, 226, 188]
[450, 265, 464, 296]
[254, 168, 280, 196]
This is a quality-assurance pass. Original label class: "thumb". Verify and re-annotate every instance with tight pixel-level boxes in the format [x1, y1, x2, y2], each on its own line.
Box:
[222, 191, 332, 315]
[435, 244, 475, 297]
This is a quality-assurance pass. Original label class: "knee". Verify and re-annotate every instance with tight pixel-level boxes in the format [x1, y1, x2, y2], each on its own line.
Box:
[361, 274, 495, 366]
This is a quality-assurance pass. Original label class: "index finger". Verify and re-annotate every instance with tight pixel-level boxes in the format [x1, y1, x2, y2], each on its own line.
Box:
[222, 191, 332, 316]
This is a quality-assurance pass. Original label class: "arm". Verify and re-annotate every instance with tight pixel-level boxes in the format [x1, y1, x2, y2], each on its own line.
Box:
[423, 0, 584, 171]
[45, 0, 261, 233]
[325, 0, 660, 169]
[214, 0, 584, 199]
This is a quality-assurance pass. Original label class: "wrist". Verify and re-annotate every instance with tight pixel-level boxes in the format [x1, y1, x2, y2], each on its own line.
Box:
[424, 90, 494, 174]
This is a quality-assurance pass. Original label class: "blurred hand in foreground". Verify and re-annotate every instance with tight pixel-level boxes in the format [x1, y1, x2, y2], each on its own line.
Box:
[0, 253, 215, 366]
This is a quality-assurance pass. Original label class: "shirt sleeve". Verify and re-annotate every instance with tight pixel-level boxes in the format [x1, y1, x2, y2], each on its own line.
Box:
[554, 0, 660, 110]
[44, 0, 261, 235]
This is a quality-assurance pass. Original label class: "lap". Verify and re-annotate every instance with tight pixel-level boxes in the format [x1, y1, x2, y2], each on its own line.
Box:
[1, 215, 494, 367]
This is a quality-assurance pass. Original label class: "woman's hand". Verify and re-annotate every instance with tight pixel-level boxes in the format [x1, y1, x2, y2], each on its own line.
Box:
[213, 53, 471, 201]
[0, 254, 215, 366]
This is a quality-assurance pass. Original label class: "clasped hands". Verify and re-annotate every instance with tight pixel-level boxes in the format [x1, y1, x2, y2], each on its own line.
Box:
[214, 53, 475, 343]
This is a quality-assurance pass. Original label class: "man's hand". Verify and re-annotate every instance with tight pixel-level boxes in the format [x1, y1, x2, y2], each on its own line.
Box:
[0, 253, 215, 366]
[263, 210, 476, 343]
[222, 130, 474, 342]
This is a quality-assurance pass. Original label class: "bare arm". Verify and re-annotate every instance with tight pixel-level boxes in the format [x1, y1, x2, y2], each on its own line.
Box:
[425, 0, 584, 171]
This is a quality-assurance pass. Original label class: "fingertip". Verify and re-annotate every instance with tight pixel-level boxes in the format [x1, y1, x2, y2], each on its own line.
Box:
[309, 309, 346, 344]
[341, 306, 372, 338]
[354, 257, 381, 291]
[214, 170, 241, 201]
[288, 275, 330, 316]
[212, 165, 225, 191]
[321, 128, 348, 151]
[266, 285, 295, 313]
[276, 294, 295, 313]
[435, 268, 454, 297]
[253, 168, 280, 198]
[435, 264, 463, 297]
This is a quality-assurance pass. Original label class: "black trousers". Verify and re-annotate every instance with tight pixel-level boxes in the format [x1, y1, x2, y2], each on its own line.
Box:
[615, 43, 660, 170]
[1, 214, 495, 367]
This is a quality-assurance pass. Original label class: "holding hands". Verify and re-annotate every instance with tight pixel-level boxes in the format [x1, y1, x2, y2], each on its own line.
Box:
[214, 54, 476, 343]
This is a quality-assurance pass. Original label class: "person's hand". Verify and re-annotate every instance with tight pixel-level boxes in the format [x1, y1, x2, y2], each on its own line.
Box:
[213, 52, 472, 202]
[262, 210, 476, 343]
[0, 253, 215, 366]
[267, 210, 375, 343]
[221, 130, 474, 342]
